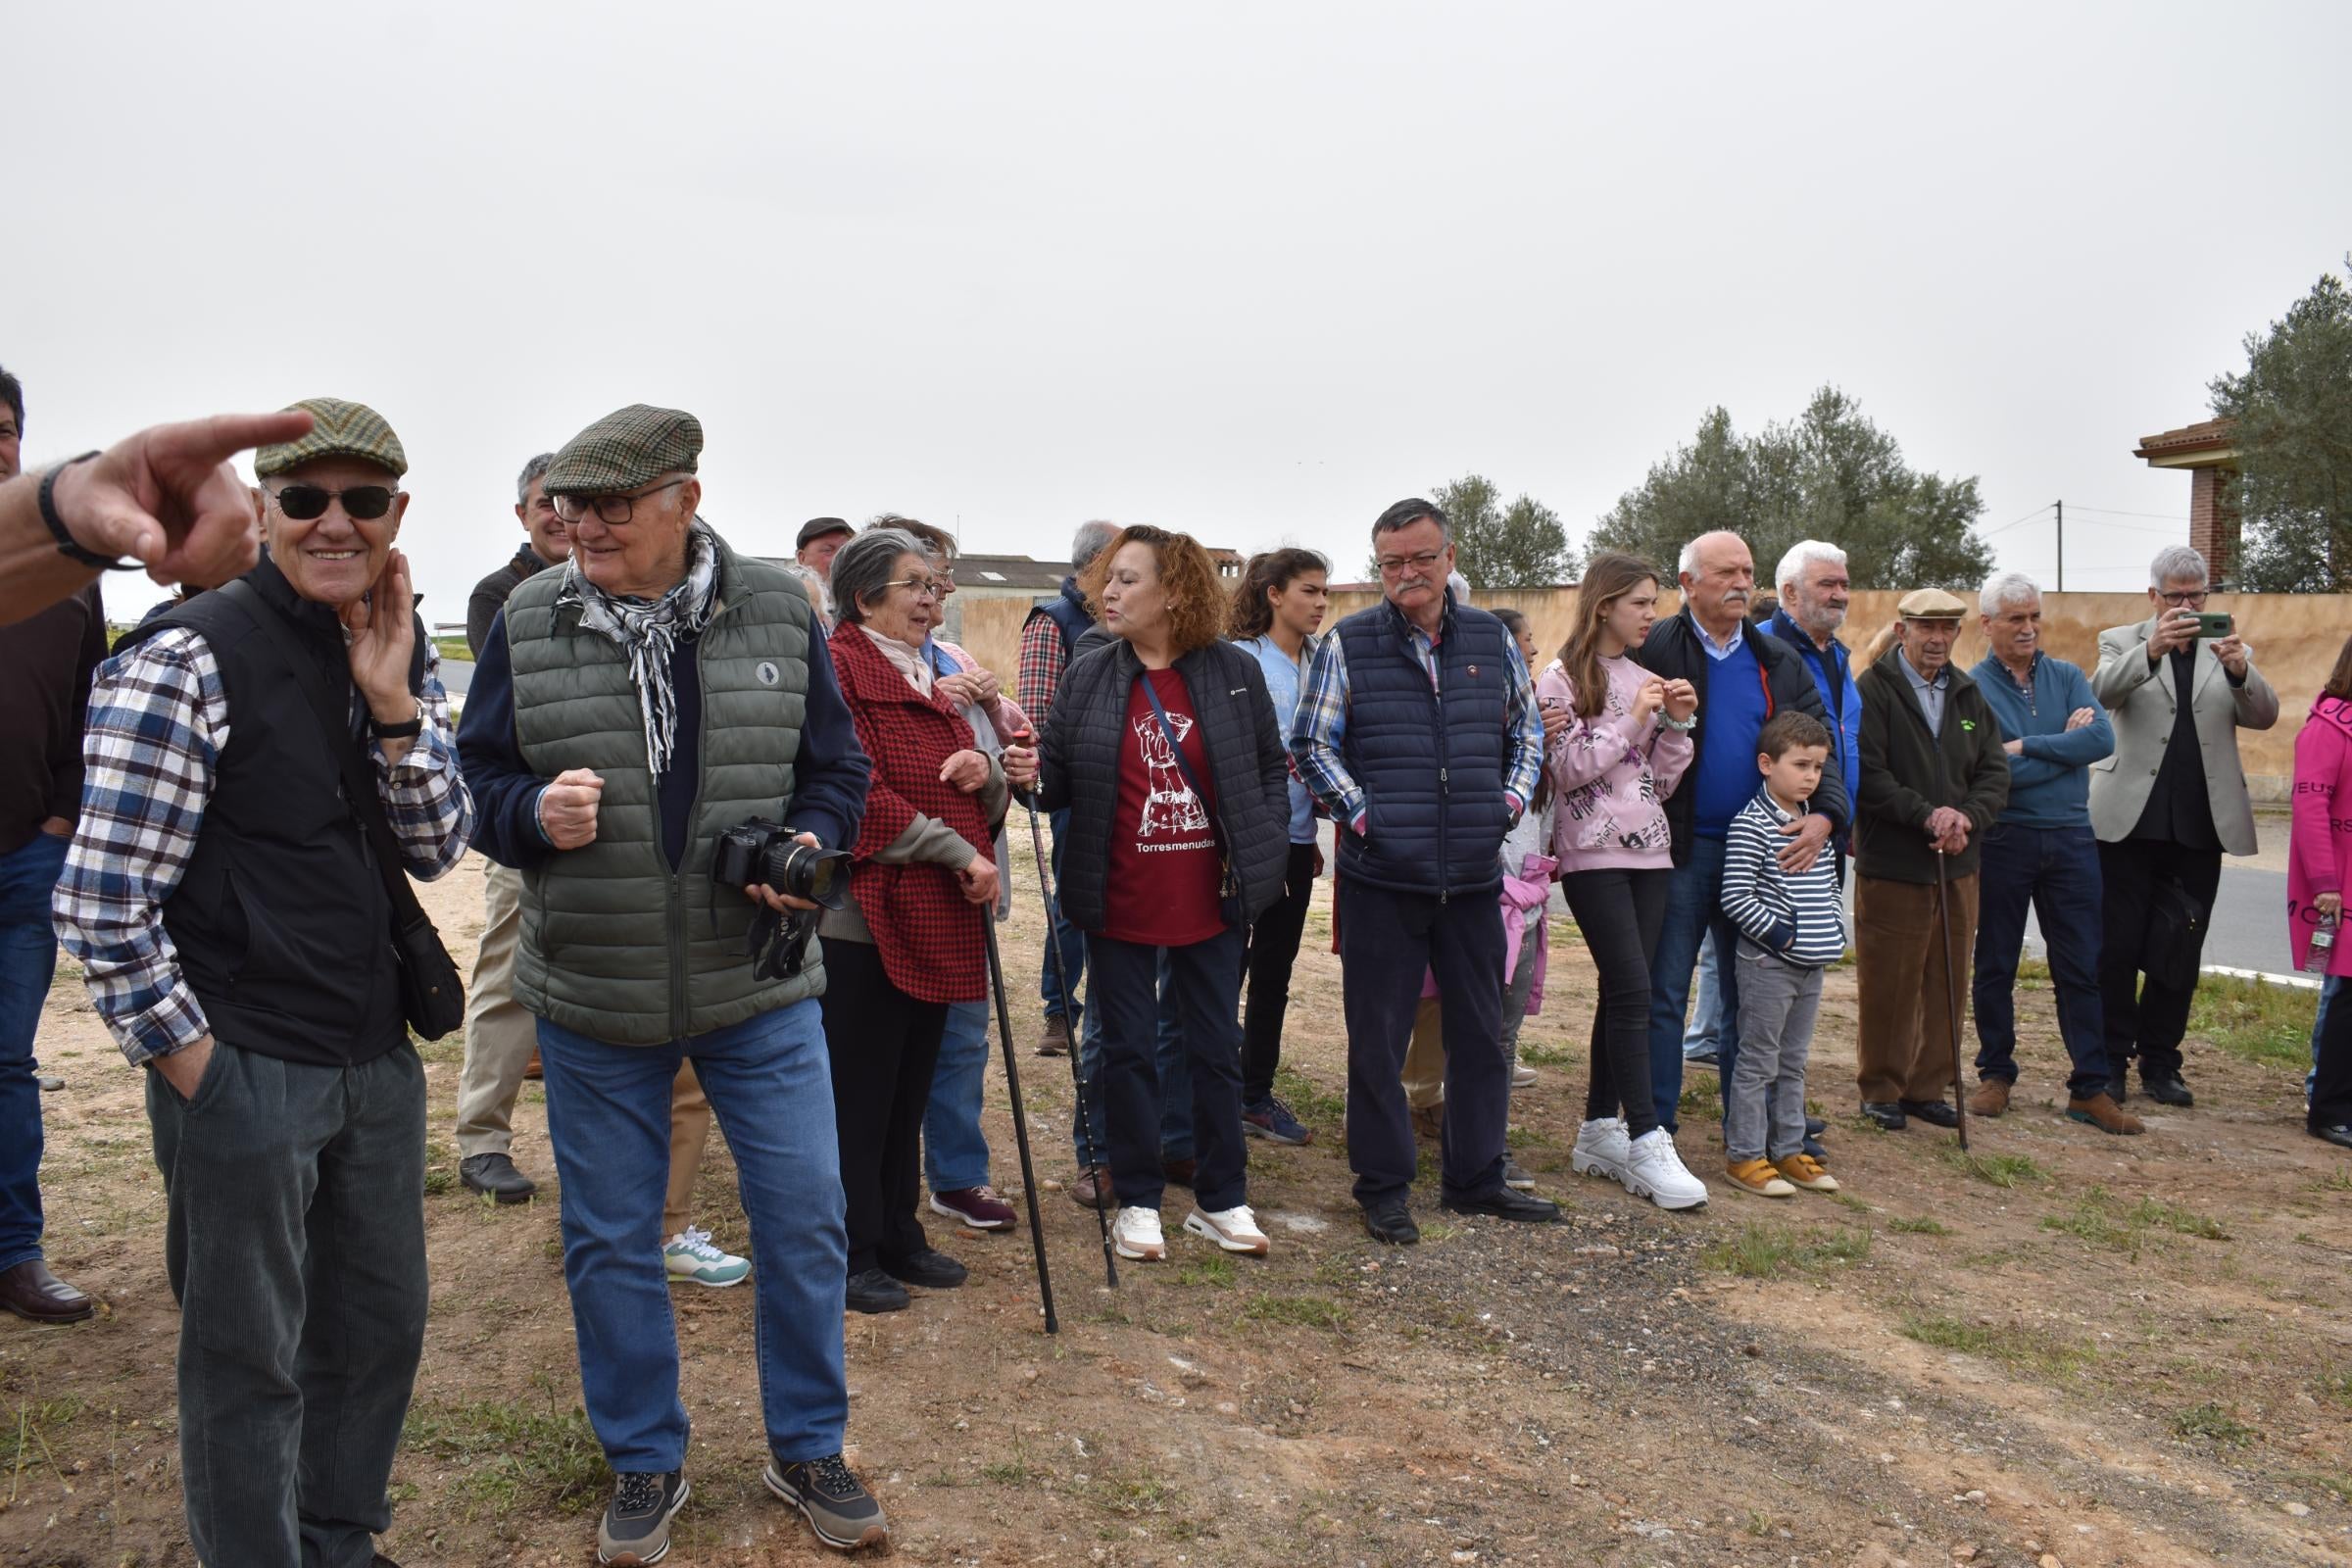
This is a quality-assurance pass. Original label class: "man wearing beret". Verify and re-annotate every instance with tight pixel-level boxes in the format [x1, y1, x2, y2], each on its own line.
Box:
[54, 398, 473, 1567]
[1850, 588, 2009, 1129]
[458, 406, 883, 1562]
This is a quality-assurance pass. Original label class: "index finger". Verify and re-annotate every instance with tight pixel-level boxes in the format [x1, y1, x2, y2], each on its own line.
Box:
[145, 410, 318, 469]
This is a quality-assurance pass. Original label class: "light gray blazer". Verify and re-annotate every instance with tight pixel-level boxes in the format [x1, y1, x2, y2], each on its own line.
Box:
[2086, 615, 2279, 857]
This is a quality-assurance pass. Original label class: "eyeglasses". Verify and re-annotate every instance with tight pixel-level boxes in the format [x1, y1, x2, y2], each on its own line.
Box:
[551, 477, 688, 525]
[2157, 589, 2209, 607]
[1377, 550, 1446, 577]
[270, 484, 396, 521]
[882, 577, 944, 602]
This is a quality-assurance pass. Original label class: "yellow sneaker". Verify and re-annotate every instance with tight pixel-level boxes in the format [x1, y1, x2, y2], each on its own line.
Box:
[1772, 1152, 1840, 1193]
[1724, 1157, 1795, 1198]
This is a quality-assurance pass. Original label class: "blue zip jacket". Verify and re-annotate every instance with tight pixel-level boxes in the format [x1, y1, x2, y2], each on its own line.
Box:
[1968, 651, 2114, 829]
[1767, 607, 1862, 833]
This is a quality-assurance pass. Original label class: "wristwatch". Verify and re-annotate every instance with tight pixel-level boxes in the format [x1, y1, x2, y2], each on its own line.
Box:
[369, 704, 424, 740]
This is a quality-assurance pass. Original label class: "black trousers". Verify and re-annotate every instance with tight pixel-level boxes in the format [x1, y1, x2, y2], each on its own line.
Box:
[1337, 876, 1509, 1203]
[1087, 927, 1250, 1213]
[818, 939, 948, 1275]
[2313, 977, 2352, 1131]
[1561, 866, 1671, 1139]
[1240, 843, 1318, 1105]
[2097, 837, 2223, 1077]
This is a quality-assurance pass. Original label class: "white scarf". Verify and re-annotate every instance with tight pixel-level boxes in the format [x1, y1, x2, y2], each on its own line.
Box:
[860, 623, 935, 697]
[559, 521, 720, 776]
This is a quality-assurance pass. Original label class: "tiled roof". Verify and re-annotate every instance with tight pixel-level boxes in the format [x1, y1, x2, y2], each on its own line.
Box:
[2133, 417, 2237, 460]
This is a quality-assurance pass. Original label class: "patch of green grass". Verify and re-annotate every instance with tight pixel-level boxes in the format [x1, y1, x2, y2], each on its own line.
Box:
[2039, 1187, 2229, 1255]
[1, 1395, 88, 1470]
[2014, 957, 2052, 991]
[2278, 1469, 2352, 1504]
[402, 1383, 605, 1511]
[1701, 1222, 1871, 1278]
[2129, 1197, 2228, 1240]
[422, 1136, 461, 1196]
[1900, 1313, 2093, 1379]
[1887, 1216, 1950, 1236]
[2171, 1402, 2255, 1446]
[979, 1459, 1033, 1484]
[432, 634, 472, 663]
[2317, 1367, 2352, 1408]
[1939, 1147, 2045, 1189]
[1517, 1042, 1578, 1068]
[1174, 1253, 1236, 1289]
[1241, 1293, 1351, 1332]
[2187, 971, 2319, 1067]
[1271, 1066, 1345, 1129]
[2308, 1165, 2352, 1194]
[1678, 1078, 1723, 1120]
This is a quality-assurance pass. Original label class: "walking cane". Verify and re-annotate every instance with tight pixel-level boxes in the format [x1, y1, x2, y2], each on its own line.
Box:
[1934, 846, 1970, 1152]
[981, 909, 1058, 1333]
[1010, 728, 1119, 1290]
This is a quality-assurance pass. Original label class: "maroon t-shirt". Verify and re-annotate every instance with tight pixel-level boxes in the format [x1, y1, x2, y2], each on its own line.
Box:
[1101, 668, 1225, 947]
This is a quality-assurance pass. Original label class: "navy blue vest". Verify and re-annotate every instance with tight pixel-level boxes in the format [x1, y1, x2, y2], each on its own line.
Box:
[1334, 597, 1513, 897]
[1027, 577, 1093, 660]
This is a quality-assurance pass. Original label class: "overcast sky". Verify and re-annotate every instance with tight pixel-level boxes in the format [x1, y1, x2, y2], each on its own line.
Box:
[12, 1, 2346, 626]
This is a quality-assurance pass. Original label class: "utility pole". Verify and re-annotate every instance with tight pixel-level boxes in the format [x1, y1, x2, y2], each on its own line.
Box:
[2054, 500, 2063, 591]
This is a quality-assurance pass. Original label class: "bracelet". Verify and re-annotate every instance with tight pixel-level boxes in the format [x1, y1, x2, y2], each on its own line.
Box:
[1659, 711, 1697, 732]
[369, 703, 424, 739]
[40, 453, 134, 570]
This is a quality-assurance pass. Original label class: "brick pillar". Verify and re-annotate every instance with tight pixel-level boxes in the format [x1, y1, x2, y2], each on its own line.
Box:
[2188, 466, 2239, 587]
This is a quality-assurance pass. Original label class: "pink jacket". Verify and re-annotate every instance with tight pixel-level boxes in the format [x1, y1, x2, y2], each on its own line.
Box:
[1538, 656, 1693, 872]
[2289, 694, 2352, 978]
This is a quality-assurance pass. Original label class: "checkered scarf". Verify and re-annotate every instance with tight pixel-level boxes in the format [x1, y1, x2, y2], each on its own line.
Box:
[560, 521, 720, 776]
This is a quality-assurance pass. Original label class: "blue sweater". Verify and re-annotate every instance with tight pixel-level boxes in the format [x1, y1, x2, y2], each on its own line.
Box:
[1968, 652, 2113, 829]
[1689, 637, 1769, 839]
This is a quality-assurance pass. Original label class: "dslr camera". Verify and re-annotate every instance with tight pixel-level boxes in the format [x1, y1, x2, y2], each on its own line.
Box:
[713, 818, 853, 980]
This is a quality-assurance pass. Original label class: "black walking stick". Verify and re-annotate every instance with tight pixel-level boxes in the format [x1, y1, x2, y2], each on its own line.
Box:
[1010, 728, 1119, 1290]
[1935, 846, 1970, 1152]
[982, 908, 1058, 1333]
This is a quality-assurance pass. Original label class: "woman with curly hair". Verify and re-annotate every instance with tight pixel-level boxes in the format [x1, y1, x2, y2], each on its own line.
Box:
[1037, 526, 1291, 1261]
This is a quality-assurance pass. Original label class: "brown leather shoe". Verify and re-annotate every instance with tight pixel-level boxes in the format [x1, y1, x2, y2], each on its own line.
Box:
[0, 1259, 95, 1324]
[2066, 1093, 2145, 1136]
[1966, 1079, 2011, 1118]
[522, 1051, 543, 1081]
[1069, 1166, 1115, 1210]
[1161, 1156, 1197, 1190]
[1410, 1103, 1445, 1143]
[1037, 1014, 1072, 1057]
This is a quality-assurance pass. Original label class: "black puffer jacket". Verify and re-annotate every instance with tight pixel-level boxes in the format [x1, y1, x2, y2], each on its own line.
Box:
[1038, 637, 1291, 934]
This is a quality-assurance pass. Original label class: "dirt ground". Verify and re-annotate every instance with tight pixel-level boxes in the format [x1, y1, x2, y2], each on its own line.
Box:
[4, 848, 2349, 1568]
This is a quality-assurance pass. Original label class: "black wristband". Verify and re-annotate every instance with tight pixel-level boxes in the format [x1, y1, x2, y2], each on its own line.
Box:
[369, 705, 425, 739]
[39, 453, 134, 571]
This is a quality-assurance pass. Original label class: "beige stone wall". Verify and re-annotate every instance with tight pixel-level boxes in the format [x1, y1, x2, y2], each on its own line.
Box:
[953, 586, 2352, 799]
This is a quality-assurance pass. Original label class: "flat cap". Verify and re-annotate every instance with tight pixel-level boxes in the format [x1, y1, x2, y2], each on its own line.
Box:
[1897, 587, 1969, 618]
[797, 516, 854, 549]
[544, 404, 702, 496]
[253, 397, 407, 479]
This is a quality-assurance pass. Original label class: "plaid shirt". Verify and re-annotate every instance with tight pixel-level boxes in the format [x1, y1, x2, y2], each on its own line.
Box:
[1015, 612, 1067, 727]
[1290, 612, 1542, 833]
[52, 628, 472, 1066]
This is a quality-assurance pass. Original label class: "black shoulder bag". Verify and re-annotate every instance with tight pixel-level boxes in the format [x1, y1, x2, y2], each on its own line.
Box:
[1137, 669, 1246, 931]
[220, 581, 467, 1040]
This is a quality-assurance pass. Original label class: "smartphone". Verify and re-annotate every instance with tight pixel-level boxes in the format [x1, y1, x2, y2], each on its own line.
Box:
[2192, 612, 2234, 640]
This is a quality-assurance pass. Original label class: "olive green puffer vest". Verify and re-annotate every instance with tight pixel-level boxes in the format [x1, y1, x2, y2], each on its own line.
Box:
[504, 536, 821, 1044]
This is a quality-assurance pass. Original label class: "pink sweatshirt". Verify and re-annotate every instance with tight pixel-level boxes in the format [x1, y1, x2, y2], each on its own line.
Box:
[2289, 694, 2352, 978]
[1538, 655, 1693, 873]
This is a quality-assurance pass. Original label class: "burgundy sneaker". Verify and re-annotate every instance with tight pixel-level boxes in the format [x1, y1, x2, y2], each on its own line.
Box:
[929, 1185, 1017, 1230]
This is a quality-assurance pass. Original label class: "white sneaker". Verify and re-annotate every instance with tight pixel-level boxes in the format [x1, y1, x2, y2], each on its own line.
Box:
[663, 1226, 751, 1287]
[1511, 1058, 1539, 1089]
[1622, 1129, 1708, 1211]
[1570, 1116, 1631, 1183]
[1110, 1205, 1166, 1261]
[1183, 1203, 1270, 1255]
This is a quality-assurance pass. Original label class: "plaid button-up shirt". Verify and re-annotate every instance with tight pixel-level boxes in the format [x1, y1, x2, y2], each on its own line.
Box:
[52, 628, 473, 1066]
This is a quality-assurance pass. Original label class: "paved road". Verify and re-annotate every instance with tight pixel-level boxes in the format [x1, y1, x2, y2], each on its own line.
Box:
[441, 658, 472, 697]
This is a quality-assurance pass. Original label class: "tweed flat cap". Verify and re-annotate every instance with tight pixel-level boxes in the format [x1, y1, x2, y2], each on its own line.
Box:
[797, 516, 854, 549]
[253, 397, 408, 479]
[544, 404, 703, 495]
[1896, 588, 1969, 619]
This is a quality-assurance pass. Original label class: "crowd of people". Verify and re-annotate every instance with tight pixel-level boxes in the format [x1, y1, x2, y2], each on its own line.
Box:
[1, 371, 2348, 1567]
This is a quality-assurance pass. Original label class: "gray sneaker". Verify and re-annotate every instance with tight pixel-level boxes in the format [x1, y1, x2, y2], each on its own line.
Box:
[1502, 1158, 1538, 1192]
[764, 1452, 889, 1551]
[597, 1469, 688, 1565]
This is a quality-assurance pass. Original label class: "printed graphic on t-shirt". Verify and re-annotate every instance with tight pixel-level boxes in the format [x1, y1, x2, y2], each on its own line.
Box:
[1562, 670, 1673, 853]
[1135, 710, 1212, 840]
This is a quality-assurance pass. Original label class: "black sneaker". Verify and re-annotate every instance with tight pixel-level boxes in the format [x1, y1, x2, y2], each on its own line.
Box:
[460, 1152, 537, 1204]
[597, 1469, 688, 1565]
[764, 1452, 889, 1551]
[845, 1267, 909, 1314]
[1439, 1185, 1561, 1223]
[2139, 1070, 2195, 1107]
[1361, 1195, 1419, 1246]
[882, 1247, 967, 1290]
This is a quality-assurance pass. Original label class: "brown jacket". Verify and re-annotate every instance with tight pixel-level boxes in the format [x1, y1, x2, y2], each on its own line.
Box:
[1853, 644, 2010, 885]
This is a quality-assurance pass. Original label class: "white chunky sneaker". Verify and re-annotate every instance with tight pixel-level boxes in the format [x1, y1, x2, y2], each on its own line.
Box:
[1570, 1116, 1632, 1183]
[1622, 1128, 1708, 1211]
[1183, 1203, 1270, 1255]
[1111, 1205, 1166, 1261]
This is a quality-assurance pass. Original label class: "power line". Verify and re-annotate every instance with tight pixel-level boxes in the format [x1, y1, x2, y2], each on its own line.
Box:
[1984, 503, 2054, 537]
[2064, 504, 2184, 522]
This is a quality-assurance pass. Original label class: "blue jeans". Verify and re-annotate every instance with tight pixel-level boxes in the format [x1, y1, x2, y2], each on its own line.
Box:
[1039, 810, 1089, 1022]
[1972, 823, 2110, 1099]
[1682, 931, 1727, 1059]
[1070, 950, 1190, 1165]
[924, 1000, 993, 1193]
[537, 1003, 847, 1472]
[1645, 835, 1740, 1133]
[0, 830, 70, 1273]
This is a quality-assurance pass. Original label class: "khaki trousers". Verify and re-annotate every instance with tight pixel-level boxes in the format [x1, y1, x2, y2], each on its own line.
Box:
[1401, 996, 1446, 1110]
[454, 864, 536, 1158]
[1854, 871, 1979, 1105]
[663, 1062, 711, 1239]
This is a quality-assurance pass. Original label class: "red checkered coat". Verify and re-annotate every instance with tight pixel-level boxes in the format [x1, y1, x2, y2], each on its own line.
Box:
[828, 623, 995, 1003]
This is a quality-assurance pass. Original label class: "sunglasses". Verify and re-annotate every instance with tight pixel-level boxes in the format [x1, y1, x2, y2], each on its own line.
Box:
[272, 484, 396, 521]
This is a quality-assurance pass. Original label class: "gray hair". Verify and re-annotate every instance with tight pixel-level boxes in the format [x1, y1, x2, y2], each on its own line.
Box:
[2149, 544, 2209, 590]
[1775, 539, 1847, 595]
[1979, 569, 2042, 613]
[1070, 519, 1119, 573]
[515, 451, 556, 504]
[830, 527, 927, 625]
